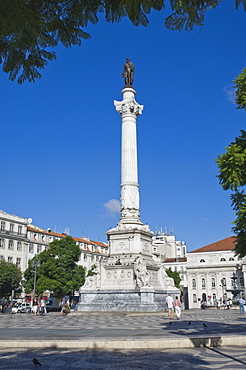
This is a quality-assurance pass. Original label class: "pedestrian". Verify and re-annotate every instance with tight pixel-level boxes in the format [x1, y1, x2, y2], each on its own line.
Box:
[174, 296, 181, 320]
[39, 296, 46, 316]
[238, 296, 245, 314]
[223, 300, 227, 309]
[165, 293, 174, 320]
[226, 299, 230, 310]
[217, 300, 221, 309]
[60, 299, 66, 316]
[229, 298, 232, 309]
[31, 297, 38, 316]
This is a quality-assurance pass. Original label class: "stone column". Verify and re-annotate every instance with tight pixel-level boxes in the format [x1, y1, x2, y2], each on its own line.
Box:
[114, 87, 143, 225]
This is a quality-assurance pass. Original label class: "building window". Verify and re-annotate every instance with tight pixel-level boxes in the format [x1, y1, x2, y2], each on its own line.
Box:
[18, 226, 22, 235]
[193, 294, 197, 303]
[212, 293, 216, 302]
[29, 232, 34, 240]
[202, 278, 206, 289]
[8, 256, 13, 263]
[8, 240, 13, 250]
[29, 244, 34, 253]
[220, 258, 226, 262]
[0, 239, 5, 248]
[37, 245, 41, 254]
[17, 241, 22, 251]
[38, 234, 42, 241]
[91, 255, 94, 262]
[0, 222, 5, 231]
[9, 223, 14, 232]
[0, 255, 4, 260]
[200, 259, 205, 263]
[229, 257, 234, 261]
[16, 258, 21, 266]
[192, 278, 196, 288]
[240, 277, 244, 287]
[211, 278, 216, 288]
[84, 254, 87, 262]
[221, 278, 226, 287]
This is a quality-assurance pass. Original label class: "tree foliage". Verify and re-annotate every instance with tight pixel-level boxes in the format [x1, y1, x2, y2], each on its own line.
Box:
[216, 131, 246, 257]
[165, 267, 181, 288]
[1, 1, 245, 83]
[234, 67, 246, 111]
[0, 260, 22, 298]
[23, 236, 86, 297]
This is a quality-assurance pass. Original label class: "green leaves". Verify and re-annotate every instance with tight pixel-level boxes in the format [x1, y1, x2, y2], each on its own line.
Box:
[23, 236, 86, 297]
[217, 130, 246, 257]
[0, 0, 235, 83]
[0, 261, 22, 298]
[165, 267, 181, 288]
[216, 142, 246, 191]
[234, 67, 246, 111]
[165, 1, 222, 31]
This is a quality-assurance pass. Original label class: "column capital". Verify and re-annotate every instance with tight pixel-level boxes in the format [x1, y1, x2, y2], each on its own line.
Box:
[114, 88, 144, 117]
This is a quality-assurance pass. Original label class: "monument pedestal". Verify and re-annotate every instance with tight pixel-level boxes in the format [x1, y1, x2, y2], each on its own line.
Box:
[76, 223, 179, 312]
[77, 288, 178, 312]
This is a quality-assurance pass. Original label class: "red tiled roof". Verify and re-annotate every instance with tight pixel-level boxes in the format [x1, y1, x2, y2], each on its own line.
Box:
[189, 236, 236, 253]
[164, 257, 187, 263]
[27, 226, 109, 252]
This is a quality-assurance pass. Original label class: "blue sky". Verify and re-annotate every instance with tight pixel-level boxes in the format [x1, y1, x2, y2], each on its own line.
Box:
[1, 2, 246, 251]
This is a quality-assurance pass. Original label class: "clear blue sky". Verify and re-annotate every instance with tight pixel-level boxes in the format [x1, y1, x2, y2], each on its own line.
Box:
[1, 2, 246, 251]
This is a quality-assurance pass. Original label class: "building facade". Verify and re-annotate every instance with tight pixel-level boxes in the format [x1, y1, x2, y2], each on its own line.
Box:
[152, 230, 187, 261]
[0, 209, 109, 274]
[186, 236, 245, 309]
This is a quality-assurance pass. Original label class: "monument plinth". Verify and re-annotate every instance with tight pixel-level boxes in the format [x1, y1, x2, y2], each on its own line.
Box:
[76, 60, 179, 312]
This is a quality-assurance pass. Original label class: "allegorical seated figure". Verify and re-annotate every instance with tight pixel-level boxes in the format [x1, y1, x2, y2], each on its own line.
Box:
[134, 257, 150, 287]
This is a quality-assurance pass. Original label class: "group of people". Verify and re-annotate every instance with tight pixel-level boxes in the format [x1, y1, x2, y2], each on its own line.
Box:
[165, 294, 182, 320]
[30, 296, 46, 315]
[59, 298, 70, 316]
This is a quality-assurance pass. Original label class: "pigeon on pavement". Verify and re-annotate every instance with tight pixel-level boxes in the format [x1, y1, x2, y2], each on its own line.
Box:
[33, 358, 41, 366]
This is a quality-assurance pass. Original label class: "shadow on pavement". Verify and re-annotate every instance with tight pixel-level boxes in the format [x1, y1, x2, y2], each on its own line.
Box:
[0, 348, 210, 370]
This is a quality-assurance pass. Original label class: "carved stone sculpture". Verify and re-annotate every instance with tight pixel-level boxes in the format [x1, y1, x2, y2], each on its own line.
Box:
[134, 257, 150, 287]
[162, 266, 175, 288]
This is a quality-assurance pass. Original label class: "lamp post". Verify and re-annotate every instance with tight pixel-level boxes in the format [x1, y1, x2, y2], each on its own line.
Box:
[32, 256, 40, 298]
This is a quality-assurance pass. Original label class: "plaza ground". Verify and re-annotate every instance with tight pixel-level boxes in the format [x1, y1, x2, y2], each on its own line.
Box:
[1, 308, 246, 369]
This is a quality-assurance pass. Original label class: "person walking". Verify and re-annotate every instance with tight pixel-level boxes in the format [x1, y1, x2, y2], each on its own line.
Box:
[174, 296, 181, 320]
[165, 293, 174, 320]
[238, 296, 245, 314]
[32, 297, 38, 316]
[39, 296, 46, 316]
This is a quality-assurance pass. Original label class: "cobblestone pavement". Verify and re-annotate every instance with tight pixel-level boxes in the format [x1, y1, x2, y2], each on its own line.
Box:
[0, 346, 246, 369]
[0, 308, 246, 340]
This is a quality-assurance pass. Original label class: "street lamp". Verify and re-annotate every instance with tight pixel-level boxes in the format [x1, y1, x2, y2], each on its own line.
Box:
[32, 255, 40, 297]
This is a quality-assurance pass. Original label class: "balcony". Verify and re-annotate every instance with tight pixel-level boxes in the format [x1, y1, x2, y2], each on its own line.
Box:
[0, 229, 27, 239]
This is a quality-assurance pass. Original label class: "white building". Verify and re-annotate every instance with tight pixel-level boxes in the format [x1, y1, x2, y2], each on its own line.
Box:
[0, 210, 31, 272]
[0, 209, 109, 274]
[152, 230, 187, 289]
[152, 230, 187, 261]
[186, 236, 245, 309]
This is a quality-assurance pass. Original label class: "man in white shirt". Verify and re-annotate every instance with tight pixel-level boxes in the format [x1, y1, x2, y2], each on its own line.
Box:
[165, 293, 174, 319]
[238, 297, 245, 314]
